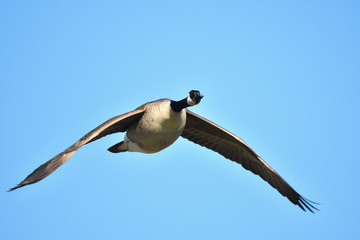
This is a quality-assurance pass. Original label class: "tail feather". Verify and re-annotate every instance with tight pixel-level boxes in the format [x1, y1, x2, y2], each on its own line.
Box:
[108, 141, 128, 153]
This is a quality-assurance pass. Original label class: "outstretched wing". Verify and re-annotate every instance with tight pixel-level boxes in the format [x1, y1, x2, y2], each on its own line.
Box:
[8, 108, 145, 191]
[181, 109, 317, 212]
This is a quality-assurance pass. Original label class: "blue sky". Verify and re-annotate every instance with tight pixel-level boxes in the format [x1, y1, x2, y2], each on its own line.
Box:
[1, 1, 359, 239]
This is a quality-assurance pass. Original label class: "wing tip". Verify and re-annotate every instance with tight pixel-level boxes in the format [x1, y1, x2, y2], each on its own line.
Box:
[7, 183, 25, 192]
[298, 196, 320, 213]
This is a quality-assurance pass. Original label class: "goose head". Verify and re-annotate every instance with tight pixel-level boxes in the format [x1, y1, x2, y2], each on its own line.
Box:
[187, 90, 204, 106]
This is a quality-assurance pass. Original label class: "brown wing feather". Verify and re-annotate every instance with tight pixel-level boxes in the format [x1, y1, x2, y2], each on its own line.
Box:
[181, 109, 317, 212]
[8, 108, 145, 191]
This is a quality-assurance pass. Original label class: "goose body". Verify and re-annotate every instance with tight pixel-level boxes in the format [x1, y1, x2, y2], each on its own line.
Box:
[9, 90, 317, 213]
[114, 99, 187, 153]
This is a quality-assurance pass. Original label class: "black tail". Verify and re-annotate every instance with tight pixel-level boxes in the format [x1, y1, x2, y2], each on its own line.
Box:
[108, 141, 128, 153]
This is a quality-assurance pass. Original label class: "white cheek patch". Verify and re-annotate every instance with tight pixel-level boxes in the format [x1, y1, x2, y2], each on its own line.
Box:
[186, 94, 197, 106]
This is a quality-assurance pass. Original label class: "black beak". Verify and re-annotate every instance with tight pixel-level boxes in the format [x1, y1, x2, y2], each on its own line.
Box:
[194, 93, 204, 103]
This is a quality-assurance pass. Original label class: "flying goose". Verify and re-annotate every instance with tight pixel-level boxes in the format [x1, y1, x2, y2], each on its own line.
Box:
[8, 90, 317, 212]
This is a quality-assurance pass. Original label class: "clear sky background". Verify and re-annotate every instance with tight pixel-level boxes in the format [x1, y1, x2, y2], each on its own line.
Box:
[1, 1, 359, 239]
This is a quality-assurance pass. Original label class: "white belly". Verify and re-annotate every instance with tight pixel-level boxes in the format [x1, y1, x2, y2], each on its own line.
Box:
[125, 100, 187, 153]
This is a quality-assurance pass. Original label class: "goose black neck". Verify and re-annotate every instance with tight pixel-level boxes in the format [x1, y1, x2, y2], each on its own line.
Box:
[170, 98, 189, 112]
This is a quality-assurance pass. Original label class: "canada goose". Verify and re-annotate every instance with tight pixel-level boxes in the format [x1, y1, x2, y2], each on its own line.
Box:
[8, 90, 317, 212]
